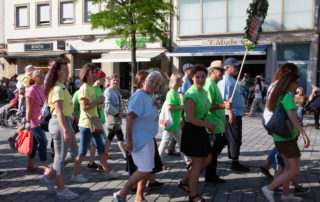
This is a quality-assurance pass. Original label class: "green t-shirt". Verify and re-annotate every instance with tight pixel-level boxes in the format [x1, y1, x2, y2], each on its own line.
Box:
[166, 89, 181, 131]
[203, 78, 225, 134]
[72, 90, 80, 118]
[94, 86, 106, 123]
[273, 93, 297, 142]
[183, 85, 210, 122]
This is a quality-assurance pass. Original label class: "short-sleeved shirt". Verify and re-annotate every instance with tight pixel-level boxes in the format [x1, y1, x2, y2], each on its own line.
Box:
[48, 81, 74, 117]
[178, 76, 191, 94]
[183, 85, 210, 122]
[78, 83, 98, 128]
[72, 90, 80, 118]
[203, 78, 225, 134]
[273, 93, 297, 142]
[254, 84, 262, 99]
[127, 89, 159, 152]
[218, 74, 245, 116]
[94, 86, 106, 123]
[25, 85, 45, 128]
[166, 89, 181, 131]
[239, 78, 249, 93]
[16, 74, 29, 89]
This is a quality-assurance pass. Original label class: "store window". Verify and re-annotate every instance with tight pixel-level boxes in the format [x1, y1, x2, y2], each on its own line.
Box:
[261, 0, 281, 31]
[60, 1, 74, 24]
[84, 0, 99, 22]
[283, 0, 313, 30]
[227, 0, 251, 32]
[15, 4, 29, 28]
[37, 3, 51, 26]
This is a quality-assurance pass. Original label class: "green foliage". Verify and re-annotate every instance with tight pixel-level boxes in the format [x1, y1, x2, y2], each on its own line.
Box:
[90, 0, 174, 42]
[242, 0, 269, 51]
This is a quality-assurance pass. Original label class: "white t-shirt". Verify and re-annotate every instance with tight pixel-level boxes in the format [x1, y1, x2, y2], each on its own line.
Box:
[254, 84, 262, 99]
[262, 81, 277, 124]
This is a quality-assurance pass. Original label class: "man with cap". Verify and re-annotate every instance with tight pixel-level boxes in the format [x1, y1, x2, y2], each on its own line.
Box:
[217, 57, 249, 172]
[204, 60, 232, 183]
[167, 63, 194, 156]
[307, 86, 320, 129]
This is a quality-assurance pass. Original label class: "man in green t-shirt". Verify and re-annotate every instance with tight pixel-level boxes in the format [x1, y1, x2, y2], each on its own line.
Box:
[203, 60, 232, 183]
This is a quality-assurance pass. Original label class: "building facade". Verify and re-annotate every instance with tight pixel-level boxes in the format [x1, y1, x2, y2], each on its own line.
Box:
[169, 0, 320, 95]
[1, 0, 168, 91]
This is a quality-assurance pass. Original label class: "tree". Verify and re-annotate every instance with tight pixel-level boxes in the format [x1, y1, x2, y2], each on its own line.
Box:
[90, 0, 174, 94]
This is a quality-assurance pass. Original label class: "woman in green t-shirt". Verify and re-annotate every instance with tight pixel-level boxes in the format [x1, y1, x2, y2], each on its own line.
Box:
[158, 73, 189, 169]
[180, 65, 216, 202]
[261, 73, 310, 202]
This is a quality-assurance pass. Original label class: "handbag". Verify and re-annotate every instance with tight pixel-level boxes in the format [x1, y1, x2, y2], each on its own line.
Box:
[159, 101, 174, 129]
[107, 114, 121, 131]
[86, 112, 104, 135]
[16, 130, 34, 156]
[265, 96, 293, 138]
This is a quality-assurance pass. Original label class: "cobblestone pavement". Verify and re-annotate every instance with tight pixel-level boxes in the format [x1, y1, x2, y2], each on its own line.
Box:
[0, 113, 320, 202]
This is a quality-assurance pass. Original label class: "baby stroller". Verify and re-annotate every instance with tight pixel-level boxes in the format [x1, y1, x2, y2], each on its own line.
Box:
[0, 105, 23, 128]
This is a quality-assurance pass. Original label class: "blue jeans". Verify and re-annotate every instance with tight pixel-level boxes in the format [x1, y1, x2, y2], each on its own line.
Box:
[297, 106, 304, 121]
[78, 127, 105, 157]
[29, 127, 48, 162]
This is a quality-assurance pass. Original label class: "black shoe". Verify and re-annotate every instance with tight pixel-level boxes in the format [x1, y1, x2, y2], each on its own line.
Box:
[258, 166, 273, 178]
[231, 162, 250, 172]
[205, 176, 225, 183]
[87, 162, 98, 170]
[148, 181, 164, 189]
[168, 151, 180, 156]
[294, 185, 311, 195]
[8, 137, 15, 150]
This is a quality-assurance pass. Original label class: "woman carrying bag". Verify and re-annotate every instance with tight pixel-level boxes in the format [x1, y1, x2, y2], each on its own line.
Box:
[72, 63, 119, 182]
[261, 72, 310, 202]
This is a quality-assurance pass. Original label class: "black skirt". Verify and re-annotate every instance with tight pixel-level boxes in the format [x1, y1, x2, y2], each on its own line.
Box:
[126, 138, 163, 175]
[181, 122, 212, 157]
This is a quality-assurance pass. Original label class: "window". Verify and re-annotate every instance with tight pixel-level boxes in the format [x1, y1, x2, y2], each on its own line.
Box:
[60, 1, 74, 24]
[84, 0, 99, 22]
[179, 0, 201, 35]
[37, 3, 50, 26]
[178, 0, 315, 35]
[15, 5, 29, 28]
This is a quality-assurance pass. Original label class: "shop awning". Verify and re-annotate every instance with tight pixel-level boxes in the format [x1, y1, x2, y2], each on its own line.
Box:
[92, 50, 164, 63]
[166, 45, 268, 57]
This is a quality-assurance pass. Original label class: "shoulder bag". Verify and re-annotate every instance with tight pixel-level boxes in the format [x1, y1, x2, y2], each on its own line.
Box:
[85, 96, 104, 134]
[265, 96, 293, 138]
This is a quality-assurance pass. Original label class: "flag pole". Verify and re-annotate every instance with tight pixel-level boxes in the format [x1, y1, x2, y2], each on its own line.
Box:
[230, 48, 248, 103]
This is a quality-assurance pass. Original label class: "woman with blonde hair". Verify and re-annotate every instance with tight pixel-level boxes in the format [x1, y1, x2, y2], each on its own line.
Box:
[158, 72, 189, 169]
[261, 72, 310, 202]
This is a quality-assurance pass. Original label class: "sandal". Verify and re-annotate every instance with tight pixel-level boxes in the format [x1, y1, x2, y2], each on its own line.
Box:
[186, 162, 192, 170]
[178, 180, 190, 193]
[189, 194, 205, 202]
[162, 165, 171, 170]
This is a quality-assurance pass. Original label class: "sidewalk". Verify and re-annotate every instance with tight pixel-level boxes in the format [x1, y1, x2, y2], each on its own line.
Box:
[0, 114, 319, 201]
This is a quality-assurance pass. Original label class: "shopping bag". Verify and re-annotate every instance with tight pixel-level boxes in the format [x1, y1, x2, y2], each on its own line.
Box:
[159, 101, 173, 129]
[16, 130, 34, 156]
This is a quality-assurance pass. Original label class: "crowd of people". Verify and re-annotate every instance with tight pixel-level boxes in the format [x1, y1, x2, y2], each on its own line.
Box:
[1, 56, 315, 202]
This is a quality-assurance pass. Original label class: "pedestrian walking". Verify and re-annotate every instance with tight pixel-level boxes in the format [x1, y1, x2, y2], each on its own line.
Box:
[104, 74, 126, 160]
[204, 60, 231, 183]
[248, 77, 265, 117]
[158, 72, 190, 169]
[114, 71, 163, 202]
[217, 57, 249, 172]
[44, 58, 79, 199]
[72, 63, 119, 182]
[261, 72, 310, 202]
[180, 64, 215, 202]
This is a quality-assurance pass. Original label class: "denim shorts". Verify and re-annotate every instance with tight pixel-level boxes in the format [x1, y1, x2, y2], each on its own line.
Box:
[78, 127, 106, 157]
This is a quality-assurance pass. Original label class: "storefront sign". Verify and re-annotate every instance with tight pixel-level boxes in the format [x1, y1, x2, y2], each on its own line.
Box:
[202, 38, 240, 46]
[24, 43, 53, 51]
[116, 37, 154, 49]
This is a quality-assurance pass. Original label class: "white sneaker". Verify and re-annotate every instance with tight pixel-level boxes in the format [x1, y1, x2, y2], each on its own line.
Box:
[104, 170, 120, 179]
[281, 194, 303, 201]
[40, 175, 55, 193]
[261, 186, 275, 202]
[71, 174, 88, 183]
[56, 188, 79, 199]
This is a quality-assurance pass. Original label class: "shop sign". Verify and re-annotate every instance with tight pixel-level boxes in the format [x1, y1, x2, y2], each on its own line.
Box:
[116, 37, 153, 49]
[24, 43, 53, 51]
[202, 38, 240, 46]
